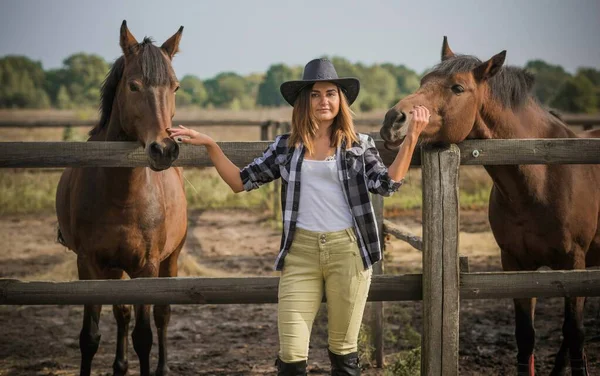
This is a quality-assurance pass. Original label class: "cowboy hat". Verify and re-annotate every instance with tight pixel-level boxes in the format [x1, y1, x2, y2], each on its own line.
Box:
[280, 58, 360, 106]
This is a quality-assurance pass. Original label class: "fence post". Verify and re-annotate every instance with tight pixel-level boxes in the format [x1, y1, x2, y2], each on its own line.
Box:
[371, 193, 385, 368]
[421, 144, 460, 376]
[260, 120, 271, 142]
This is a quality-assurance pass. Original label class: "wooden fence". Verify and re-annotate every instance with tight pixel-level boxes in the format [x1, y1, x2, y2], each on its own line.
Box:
[2, 138, 600, 376]
[0, 113, 599, 130]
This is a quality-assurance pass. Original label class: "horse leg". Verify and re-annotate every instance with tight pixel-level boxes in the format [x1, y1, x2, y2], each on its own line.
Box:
[502, 251, 536, 376]
[153, 247, 182, 376]
[112, 270, 132, 376]
[551, 249, 589, 376]
[113, 303, 131, 375]
[77, 257, 102, 376]
[131, 263, 159, 376]
[560, 296, 589, 376]
[514, 298, 537, 376]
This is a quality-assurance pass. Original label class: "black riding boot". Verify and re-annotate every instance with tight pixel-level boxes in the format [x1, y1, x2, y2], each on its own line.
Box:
[275, 356, 307, 376]
[328, 349, 361, 376]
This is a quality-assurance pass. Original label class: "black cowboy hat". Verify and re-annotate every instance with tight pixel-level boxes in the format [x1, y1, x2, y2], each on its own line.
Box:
[280, 58, 360, 106]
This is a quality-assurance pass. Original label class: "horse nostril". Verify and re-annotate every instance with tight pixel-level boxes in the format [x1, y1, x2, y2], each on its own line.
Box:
[398, 111, 407, 123]
[150, 142, 163, 157]
[392, 111, 407, 130]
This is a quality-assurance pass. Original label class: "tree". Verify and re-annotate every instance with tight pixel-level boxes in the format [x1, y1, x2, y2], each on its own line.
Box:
[204, 72, 249, 108]
[256, 64, 297, 107]
[381, 63, 421, 98]
[56, 85, 71, 109]
[550, 73, 597, 114]
[55, 53, 109, 107]
[0, 56, 50, 108]
[525, 60, 570, 105]
[576, 67, 600, 110]
[179, 75, 208, 106]
[360, 65, 397, 109]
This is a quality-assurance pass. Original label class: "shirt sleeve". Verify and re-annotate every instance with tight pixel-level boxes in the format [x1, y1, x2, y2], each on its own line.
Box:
[239, 135, 283, 191]
[363, 135, 404, 196]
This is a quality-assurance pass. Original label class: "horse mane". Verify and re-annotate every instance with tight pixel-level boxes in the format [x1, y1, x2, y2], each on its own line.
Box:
[89, 37, 172, 136]
[426, 54, 536, 109]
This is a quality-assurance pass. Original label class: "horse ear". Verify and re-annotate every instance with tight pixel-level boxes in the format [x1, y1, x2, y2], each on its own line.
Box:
[441, 36, 455, 61]
[161, 26, 184, 60]
[120, 20, 139, 58]
[473, 50, 506, 82]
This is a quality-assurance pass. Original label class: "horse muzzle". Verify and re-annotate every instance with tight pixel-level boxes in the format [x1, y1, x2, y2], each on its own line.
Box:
[146, 139, 180, 171]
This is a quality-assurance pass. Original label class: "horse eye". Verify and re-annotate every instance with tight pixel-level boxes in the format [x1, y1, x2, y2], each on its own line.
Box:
[129, 82, 140, 92]
[451, 85, 464, 94]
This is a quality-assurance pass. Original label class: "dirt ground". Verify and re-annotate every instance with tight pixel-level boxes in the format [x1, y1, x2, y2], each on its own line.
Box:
[0, 208, 598, 376]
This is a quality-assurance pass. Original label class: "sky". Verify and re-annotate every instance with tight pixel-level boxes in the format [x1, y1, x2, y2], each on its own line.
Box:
[0, 0, 599, 79]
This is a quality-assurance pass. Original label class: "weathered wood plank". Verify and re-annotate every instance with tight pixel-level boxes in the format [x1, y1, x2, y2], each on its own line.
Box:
[2, 139, 600, 168]
[421, 146, 443, 376]
[459, 256, 470, 273]
[0, 142, 270, 168]
[0, 119, 268, 128]
[440, 145, 460, 376]
[382, 219, 423, 251]
[1, 270, 600, 305]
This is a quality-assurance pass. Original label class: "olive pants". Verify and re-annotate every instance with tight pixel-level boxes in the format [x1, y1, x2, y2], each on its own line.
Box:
[277, 227, 372, 362]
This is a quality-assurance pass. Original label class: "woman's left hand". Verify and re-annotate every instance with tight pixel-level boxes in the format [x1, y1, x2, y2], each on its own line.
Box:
[406, 105, 430, 139]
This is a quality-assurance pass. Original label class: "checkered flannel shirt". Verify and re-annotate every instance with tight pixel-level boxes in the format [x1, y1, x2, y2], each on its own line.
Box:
[240, 133, 403, 271]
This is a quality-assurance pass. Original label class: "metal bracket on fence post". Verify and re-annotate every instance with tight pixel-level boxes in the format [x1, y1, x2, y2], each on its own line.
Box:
[421, 144, 460, 376]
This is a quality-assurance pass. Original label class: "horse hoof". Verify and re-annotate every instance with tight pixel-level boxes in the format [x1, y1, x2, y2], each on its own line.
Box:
[517, 354, 535, 376]
[112, 360, 129, 376]
[154, 366, 170, 376]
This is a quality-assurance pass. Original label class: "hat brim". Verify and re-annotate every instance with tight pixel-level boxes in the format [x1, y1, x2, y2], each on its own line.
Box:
[280, 78, 360, 106]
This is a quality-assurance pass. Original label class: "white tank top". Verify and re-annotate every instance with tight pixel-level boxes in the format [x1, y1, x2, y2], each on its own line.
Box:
[296, 159, 354, 232]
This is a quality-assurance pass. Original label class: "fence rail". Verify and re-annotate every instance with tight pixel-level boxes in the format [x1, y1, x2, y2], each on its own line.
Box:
[1, 269, 599, 305]
[2, 138, 600, 168]
[1, 114, 599, 128]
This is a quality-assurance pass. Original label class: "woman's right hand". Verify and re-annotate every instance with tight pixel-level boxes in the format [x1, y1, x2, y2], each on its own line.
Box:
[167, 125, 215, 146]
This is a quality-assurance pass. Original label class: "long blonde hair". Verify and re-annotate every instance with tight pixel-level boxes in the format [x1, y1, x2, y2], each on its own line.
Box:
[288, 84, 359, 156]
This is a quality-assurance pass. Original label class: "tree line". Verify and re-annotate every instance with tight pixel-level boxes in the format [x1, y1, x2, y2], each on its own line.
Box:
[1, 53, 599, 113]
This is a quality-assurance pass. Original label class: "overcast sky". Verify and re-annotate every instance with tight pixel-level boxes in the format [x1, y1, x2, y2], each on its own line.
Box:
[1, 0, 599, 78]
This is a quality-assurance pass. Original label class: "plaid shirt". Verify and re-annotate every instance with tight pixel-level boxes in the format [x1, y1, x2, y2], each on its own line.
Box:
[240, 133, 403, 271]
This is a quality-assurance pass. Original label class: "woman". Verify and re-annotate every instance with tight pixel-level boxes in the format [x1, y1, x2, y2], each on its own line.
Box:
[168, 58, 430, 376]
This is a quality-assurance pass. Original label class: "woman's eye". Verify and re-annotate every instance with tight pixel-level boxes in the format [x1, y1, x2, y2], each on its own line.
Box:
[451, 85, 464, 94]
[174, 85, 180, 93]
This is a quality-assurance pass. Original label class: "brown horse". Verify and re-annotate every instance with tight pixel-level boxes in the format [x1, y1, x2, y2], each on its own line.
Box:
[380, 37, 600, 376]
[55, 21, 187, 376]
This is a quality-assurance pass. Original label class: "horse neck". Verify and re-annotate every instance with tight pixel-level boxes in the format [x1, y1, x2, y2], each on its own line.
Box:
[473, 99, 576, 204]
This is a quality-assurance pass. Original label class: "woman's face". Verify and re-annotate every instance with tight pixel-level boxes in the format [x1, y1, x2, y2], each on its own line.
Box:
[310, 81, 340, 124]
